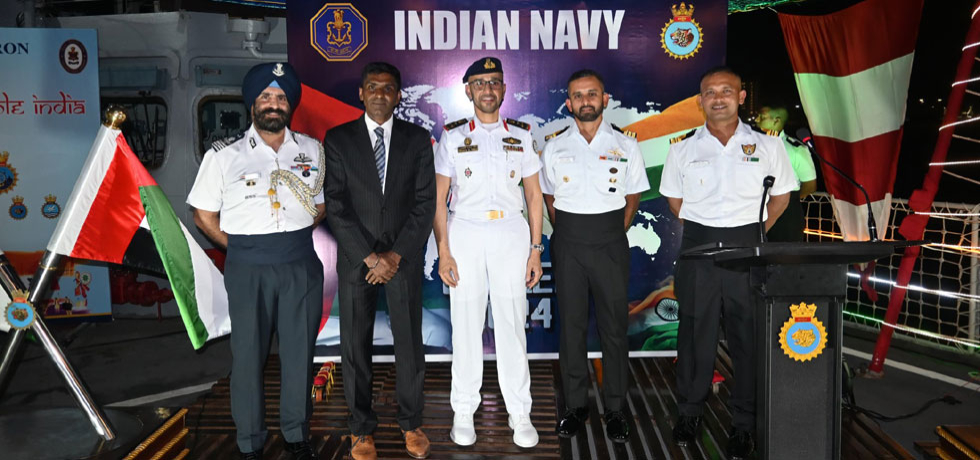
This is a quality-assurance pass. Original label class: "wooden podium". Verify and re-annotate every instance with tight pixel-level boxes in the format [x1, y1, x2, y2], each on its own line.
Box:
[683, 241, 916, 460]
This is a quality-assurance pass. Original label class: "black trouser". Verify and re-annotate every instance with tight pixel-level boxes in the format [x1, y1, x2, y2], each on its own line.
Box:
[338, 260, 426, 435]
[552, 208, 630, 412]
[675, 222, 758, 430]
[767, 189, 804, 242]
[225, 229, 323, 453]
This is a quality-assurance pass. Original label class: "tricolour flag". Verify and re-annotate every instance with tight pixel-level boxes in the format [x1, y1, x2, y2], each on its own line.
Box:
[779, 0, 923, 240]
[47, 125, 229, 349]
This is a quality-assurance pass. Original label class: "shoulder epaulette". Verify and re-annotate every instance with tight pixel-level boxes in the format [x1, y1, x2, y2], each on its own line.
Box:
[751, 124, 780, 137]
[670, 129, 697, 144]
[211, 131, 245, 152]
[505, 118, 530, 131]
[611, 124, 636, 139]
[292, 130, 322, 146]
[443, 118, 468, 131]
[545, 126, 569, 141]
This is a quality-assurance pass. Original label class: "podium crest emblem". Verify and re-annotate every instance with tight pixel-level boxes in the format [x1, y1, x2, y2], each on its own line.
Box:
[779, 302, 827, 362]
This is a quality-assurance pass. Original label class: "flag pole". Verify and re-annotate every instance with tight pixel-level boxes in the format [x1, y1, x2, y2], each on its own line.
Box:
[0, 110, 130, 441]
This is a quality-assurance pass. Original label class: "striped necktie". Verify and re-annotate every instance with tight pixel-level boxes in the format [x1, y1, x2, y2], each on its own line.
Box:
[373, 126, 386, 189]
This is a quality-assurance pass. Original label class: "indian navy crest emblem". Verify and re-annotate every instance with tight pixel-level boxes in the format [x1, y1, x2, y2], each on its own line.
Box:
[311, 4, 368, 62]
[779, 302, 828, 362]
[0, 151, 18, 194]
[5, 290, 36, 330]
[41, 194, 61, 219]
[8, 196, 26, 220]
[661, 3, 703, 60]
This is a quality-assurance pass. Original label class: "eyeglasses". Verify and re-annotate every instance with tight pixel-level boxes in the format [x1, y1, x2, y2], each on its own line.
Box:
[468, 79, 503, 90]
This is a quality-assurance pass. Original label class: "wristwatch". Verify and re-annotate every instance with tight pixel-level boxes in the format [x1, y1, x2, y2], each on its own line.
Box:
[531, 243, 545, 253]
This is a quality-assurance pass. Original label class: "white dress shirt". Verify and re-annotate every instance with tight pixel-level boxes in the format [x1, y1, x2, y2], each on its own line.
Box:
[365, 115, 394, 193]
[539, 121, 650, 214]
[659, 120, 796, 227]
[187, 125, 325, 234]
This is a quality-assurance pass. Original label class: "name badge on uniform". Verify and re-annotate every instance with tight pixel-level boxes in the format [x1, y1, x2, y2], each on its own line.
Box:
[557, 156, 575, 163]
[240, 172, 261, 186]
[458, 145, 479, 153]
[503, 145, 523, 152]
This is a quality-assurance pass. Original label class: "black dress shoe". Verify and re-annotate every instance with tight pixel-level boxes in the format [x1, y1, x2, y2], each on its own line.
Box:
[603, 411, 631, 443]
[672, 415, 703, 447]
[726, 428, 755, 460]
[556, 407, 590, 438]
[285, 440, 317, 460]
[240, 451, 262, 460]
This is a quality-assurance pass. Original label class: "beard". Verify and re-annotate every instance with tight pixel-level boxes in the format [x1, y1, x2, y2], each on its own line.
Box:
[572, 104, 603, 122]
[253, 107, 290, 132]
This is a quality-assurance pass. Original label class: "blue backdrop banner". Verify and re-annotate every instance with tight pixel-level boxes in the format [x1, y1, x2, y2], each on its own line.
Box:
[285, 1, 728, 359]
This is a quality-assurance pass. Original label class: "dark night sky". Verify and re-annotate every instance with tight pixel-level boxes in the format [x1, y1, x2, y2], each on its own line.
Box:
[728, 0, 979, 203]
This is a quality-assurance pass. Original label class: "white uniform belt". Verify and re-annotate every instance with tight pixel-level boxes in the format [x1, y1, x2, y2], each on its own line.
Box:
[450, 209, 520, 221]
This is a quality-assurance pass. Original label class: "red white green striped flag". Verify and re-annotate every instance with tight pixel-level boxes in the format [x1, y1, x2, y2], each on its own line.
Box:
[46, 125, 229, 349]
[779, 0, 923, 241]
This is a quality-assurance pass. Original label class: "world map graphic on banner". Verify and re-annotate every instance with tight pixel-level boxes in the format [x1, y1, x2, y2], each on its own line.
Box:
[286, 0, 728, 358]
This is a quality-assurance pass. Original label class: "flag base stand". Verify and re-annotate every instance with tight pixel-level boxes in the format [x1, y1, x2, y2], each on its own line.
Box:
[0, 407, 141, 460]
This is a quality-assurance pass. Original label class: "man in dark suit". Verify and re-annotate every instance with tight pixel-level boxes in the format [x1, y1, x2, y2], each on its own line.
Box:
[322, 62, 436, 460]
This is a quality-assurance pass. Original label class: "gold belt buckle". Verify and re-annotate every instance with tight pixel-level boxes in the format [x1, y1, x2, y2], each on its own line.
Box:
[487, 210, 504, 220]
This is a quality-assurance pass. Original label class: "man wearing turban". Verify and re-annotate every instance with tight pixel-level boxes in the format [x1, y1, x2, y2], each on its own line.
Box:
[188, 62, 326, 460]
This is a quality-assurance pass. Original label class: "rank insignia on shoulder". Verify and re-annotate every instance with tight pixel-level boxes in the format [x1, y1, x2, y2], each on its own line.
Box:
[212, 132, 246, 152]
[502, 137, 522, 145]
[670, 129, 697, 144]
[444, 118, 468, 131]
[545, 126, 569, 141]
[611, 124, 636, 139]
[458, 145, 479, 153]
[751, 124, 780, 137]
[505, 118, 530, 131]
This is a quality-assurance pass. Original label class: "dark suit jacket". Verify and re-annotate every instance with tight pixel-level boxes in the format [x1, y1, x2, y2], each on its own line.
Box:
[323, 115, 436, 280]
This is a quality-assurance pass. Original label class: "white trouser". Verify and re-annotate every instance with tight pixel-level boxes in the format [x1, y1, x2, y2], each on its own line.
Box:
[448, 214, 533, 416]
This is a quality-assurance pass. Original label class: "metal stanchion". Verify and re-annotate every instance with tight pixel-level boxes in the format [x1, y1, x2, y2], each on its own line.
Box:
[0, 251, 116, 441]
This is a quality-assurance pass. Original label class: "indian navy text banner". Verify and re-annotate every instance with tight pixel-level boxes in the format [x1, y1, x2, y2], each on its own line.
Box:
[285, 1, 727, 359]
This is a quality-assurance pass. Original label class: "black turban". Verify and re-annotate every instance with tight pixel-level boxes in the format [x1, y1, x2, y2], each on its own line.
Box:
[242, 62, 301, 113]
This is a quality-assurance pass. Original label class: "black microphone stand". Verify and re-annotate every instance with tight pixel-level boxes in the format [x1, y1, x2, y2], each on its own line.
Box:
[796, 128, 879, 241]
[759, 175, 775, 243]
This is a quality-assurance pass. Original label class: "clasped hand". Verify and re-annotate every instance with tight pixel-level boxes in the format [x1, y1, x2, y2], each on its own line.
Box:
[364, 251, 400, 284]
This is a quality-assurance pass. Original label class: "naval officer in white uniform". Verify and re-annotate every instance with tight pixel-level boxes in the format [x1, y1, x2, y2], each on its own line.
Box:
[432, 57, 543, 449]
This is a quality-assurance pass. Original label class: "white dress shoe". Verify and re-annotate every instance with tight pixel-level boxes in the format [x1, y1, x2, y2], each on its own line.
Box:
[451, 412, 477, 446]
[508, 414, 539, 448]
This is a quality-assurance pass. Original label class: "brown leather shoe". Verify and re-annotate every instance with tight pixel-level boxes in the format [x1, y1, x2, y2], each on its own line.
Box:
[349, 435, 376, 460]
[402, 428, 431, 459]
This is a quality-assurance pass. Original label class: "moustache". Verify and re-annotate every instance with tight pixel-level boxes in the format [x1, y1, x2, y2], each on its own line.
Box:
[259, 108, 287, 117]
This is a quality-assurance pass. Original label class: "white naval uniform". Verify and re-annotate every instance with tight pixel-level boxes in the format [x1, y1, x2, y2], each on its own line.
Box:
[659, 120, 796, 226]
[434, 117, 539, 417]
[538, 121, 650, 213]
[188, 125, 326, 235]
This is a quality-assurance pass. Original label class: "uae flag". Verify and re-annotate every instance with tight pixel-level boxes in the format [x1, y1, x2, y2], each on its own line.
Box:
[779, 0, 923, 241]
[46, 125, 229, 349]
